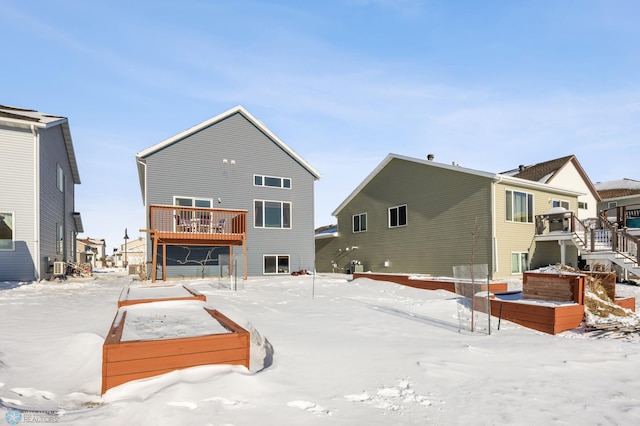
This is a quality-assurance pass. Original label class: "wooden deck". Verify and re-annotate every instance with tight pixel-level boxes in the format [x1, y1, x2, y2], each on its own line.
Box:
[145, 204, 248, 281]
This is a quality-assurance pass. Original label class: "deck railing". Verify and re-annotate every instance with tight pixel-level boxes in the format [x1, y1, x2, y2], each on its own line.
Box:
[149, 204, 247, 242]
[535, 207, 639, 266]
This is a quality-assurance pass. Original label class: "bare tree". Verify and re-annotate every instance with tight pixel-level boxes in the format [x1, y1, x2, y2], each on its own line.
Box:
[176, 246, 217, 279]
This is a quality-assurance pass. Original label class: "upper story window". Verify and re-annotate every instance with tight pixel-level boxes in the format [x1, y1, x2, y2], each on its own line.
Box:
[254, 174, 291, 189]
[254, 200, 291, 229]
[388, 204, 407, 228]
[608, 201, 617, 209]
[57, 164, 64, 192]
[0, 212, 14, 251]
[173, 196, 212, 208]
[578, 201, 588, 210]
[353, 213, 367, 233]
[506, 190, 533, 223]
[552, 199, 570, 210]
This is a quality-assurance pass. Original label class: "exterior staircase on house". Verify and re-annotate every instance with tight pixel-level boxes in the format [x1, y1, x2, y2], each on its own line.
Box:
[535, 204, 640, 279]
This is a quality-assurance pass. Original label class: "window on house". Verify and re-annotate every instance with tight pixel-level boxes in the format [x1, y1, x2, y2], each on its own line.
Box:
[254, 200, 291, 228]
[608, 202, 617, 209]
[173, 197, 212, 208]
[511, 252, 529, 274]
[57, 164, 64, 192]
[506, 190, 533, 223]
[0, 212, 14, 250]
[353, 213, 367, 233]
[388, 204, 407, 228]
[578, 202, 588, 210]
[254, 174, 291, 189]
[57, 223, 64, 255]
[552, 199, 570, 210]
[264, 254, 290, 274]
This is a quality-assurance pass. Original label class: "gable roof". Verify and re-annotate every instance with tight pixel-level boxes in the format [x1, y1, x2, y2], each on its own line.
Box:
[136, 106, 321, 200]
[595, 178, 640, 200]
[0, 105, 81, 184]
[501, 155, 601, 202]
[332, 153, 584, 216]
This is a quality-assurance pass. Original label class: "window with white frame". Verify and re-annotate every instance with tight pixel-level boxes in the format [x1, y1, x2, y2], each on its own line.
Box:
[388, 204, 407, 228]
[608, 201, 617, 209]
[552, 199, 570, 210]
[57, 164, 64, 192]
[578, 201, 588, 210]
[353, 213, 367, 233]
[0, 212, 14, 250]
[506, 190, 533, 223]
[254, 200, 291, 228]
[173, 196, 212, 208]
[254, 174, 291, 189]
[511, 252, 529, 274]
[56, 223, 64, 254]
[263, 254, 290, 274]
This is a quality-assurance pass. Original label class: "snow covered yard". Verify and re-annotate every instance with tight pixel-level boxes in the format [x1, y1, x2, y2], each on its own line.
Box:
[1, 270, 640, 425]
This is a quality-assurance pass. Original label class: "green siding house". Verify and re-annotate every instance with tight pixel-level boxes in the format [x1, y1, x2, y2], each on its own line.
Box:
[316, 154, 582, 279]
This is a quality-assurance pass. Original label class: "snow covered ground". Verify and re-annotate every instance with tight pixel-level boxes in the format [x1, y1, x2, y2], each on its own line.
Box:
[1, 270, 640, 425]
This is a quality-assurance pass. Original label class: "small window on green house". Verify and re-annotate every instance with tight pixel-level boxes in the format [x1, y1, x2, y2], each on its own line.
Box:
[353, 213, 367, 233]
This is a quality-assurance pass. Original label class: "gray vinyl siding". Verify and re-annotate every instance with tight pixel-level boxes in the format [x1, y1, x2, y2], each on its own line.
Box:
[39, 126, 76, 276]
[0, 126, 37, 280]
[143, 112, 316, 277]
[316, 158, 494, 277]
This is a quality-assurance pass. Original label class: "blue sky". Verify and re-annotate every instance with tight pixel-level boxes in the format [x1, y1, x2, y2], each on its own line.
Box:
[2, 0, 640, 252]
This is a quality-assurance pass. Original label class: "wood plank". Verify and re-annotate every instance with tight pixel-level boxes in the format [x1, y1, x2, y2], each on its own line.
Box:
[105, 334, 248, 362]
[106, 348, 249, 376]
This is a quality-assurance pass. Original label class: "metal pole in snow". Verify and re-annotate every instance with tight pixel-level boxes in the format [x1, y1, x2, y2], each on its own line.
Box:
[487, 272, 491, 335]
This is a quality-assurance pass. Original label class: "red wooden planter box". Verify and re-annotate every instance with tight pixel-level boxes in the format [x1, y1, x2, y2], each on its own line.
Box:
[102, 303, 249, 394]
[118, 284, 206, 307]
[490, 298, 584, 335]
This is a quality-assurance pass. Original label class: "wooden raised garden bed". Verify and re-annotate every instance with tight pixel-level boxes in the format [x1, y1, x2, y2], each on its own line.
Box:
[102, 301, 249, 394]
[353, 272, 508, 293]
[117, 283, 206, 307]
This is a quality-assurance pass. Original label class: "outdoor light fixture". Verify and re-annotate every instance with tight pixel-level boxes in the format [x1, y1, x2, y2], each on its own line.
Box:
[123, 228, 130, 269]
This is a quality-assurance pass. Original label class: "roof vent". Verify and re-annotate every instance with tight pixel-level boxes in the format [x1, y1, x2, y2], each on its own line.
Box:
[427, 154, 435, 161]
[519, 165, 526, 172]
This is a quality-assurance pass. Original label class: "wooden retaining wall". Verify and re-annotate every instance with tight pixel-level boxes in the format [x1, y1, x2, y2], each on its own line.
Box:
[522, 272, 585, 304]
[352, 272, 508, 293]
[490, 299, 585, 335]
[102, 308, 249, 394]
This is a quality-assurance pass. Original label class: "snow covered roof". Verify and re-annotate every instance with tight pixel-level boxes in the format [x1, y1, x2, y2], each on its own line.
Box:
[0, 105, 81, 184]
[595, 178, 640, 200]
[332, 153, 584, 217]
[501, 155, 600, 201]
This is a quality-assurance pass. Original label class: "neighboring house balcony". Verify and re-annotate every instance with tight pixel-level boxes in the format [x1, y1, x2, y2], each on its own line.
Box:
[534, 206, 640, 278]
[149, 204, 247, 245]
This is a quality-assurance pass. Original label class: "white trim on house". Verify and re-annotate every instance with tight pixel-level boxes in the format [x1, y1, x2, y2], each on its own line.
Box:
[135, 106, 321, 205]
[332, 153, 585, 216]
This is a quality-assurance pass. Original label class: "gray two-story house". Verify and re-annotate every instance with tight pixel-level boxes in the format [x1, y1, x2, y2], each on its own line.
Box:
[136, 106, 321, 280]
[0, 105, 83, 281]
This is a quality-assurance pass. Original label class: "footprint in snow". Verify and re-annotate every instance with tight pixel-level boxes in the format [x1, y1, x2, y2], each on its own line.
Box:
[287, 400, 332, 416]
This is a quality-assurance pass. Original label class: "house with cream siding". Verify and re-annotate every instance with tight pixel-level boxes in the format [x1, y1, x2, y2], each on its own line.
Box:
[136, 106, 320, 280]
[501, 155, 601, 220]
[315, 153, 582, 279]
[0, 105, 83, 281]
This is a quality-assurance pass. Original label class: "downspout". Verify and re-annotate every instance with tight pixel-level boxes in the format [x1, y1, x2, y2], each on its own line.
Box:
[136, 157, 149, 266]
[491, 175, 503, 278]
[32, 125, 41, 280]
